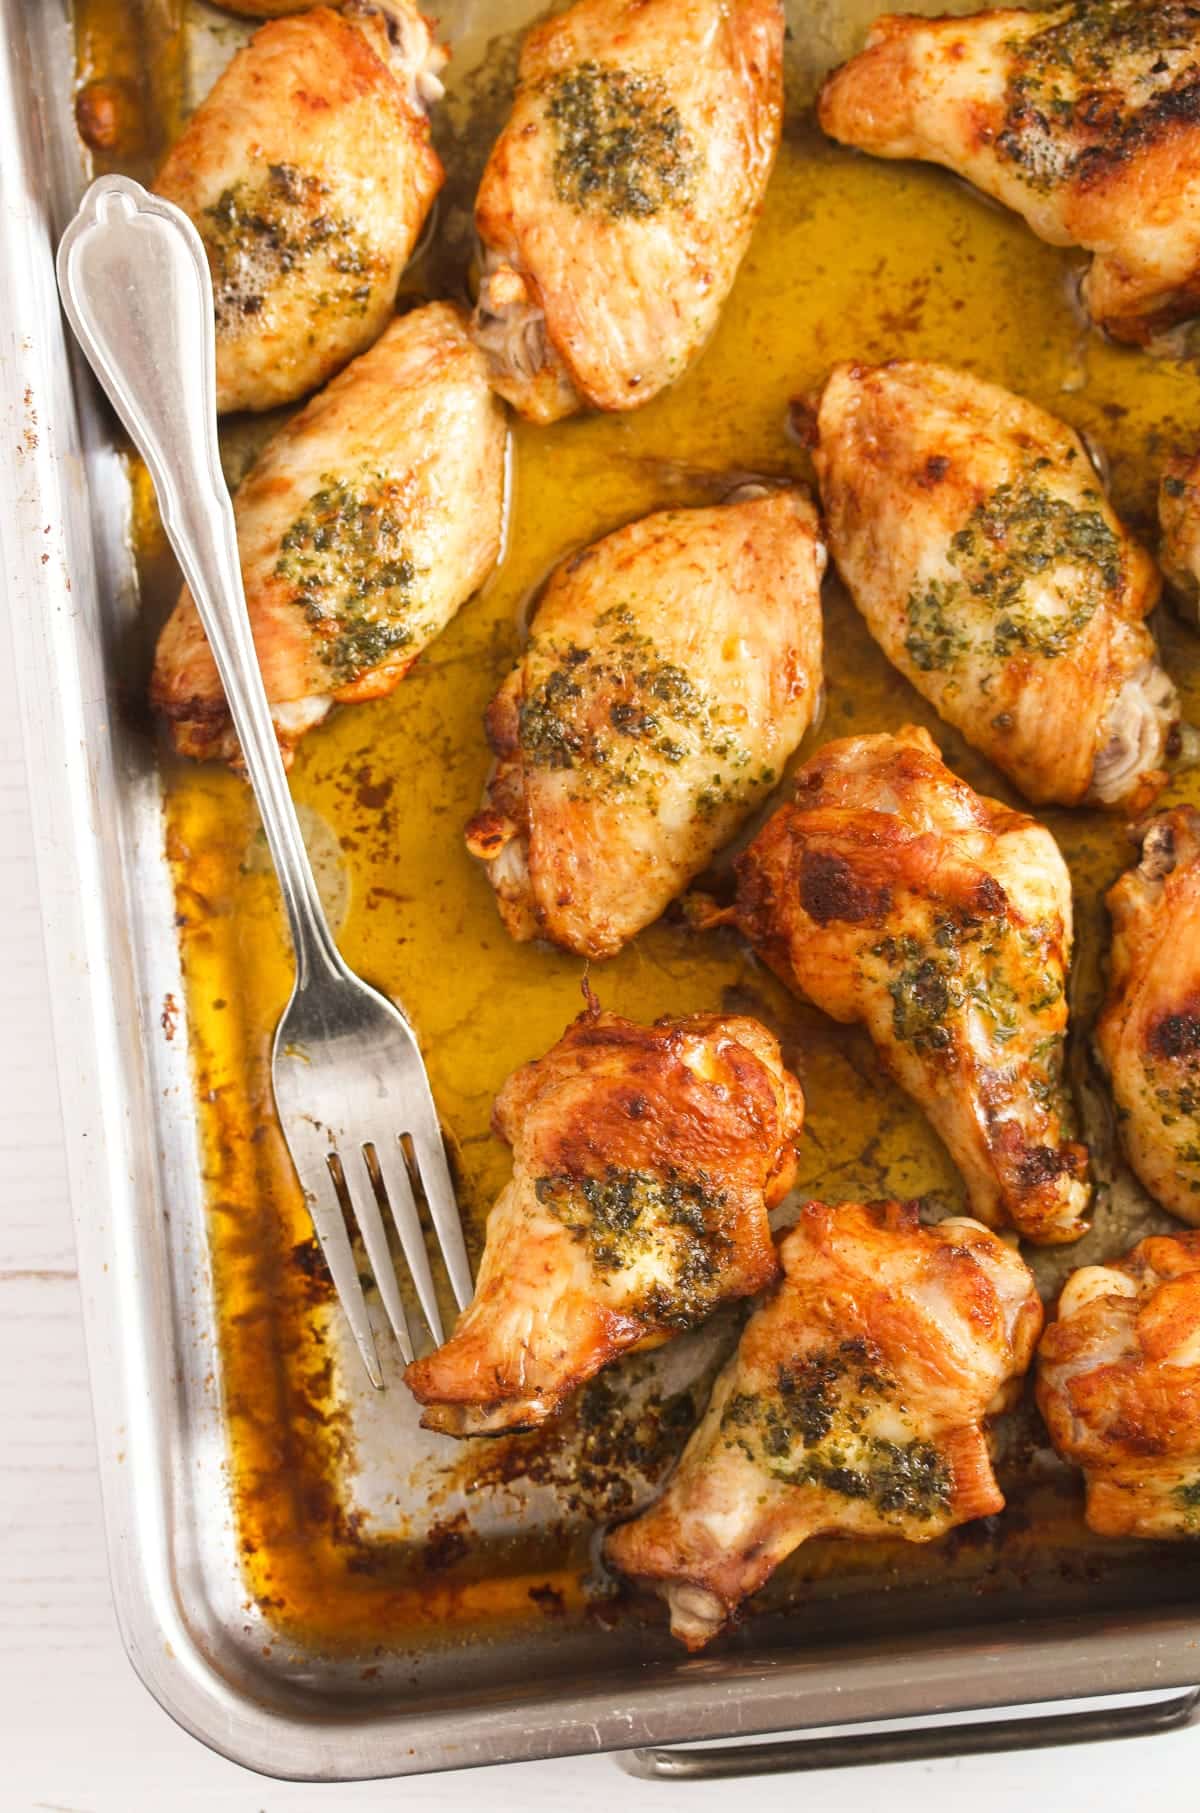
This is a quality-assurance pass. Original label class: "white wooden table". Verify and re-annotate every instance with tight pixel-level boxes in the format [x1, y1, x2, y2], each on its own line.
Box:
[4, 587, 1199, 1810]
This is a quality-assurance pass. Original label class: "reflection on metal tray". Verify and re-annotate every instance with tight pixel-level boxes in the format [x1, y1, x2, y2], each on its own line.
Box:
[5, 0, 1200, 1781]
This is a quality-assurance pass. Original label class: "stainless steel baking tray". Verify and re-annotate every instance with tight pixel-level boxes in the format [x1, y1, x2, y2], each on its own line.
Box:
[6, 0, 1200, 1782]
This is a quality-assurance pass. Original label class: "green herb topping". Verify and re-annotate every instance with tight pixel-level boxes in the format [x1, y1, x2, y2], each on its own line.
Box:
[545, 61, 697, 218]
[203, 162, 382, 331]
[721, 1339, 954, 1521]
[534, 1165, 731, 1328]
[519, 602, 759, 819]
[1177, 1477, 1200, 1514]
[904, 468, 1121, 676]
[867, 912, 1067, 1122]
[274, 471, 418, 684]
[996, 0, 1200, 191]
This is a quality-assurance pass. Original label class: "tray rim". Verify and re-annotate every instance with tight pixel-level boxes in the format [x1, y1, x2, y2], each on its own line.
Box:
[4, 0, 1198, 1781]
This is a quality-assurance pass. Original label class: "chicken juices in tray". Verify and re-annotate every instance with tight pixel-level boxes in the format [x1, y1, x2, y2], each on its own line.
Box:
[154, 2, 446, 413]
[607, 1199, 1043, 1649]
[466, 486, 825, 959]
[811, 360, 1177, 812]
[152, 303, 507, 764]
[733, 727, 1091, 1244]
[818, 1, 1200, 346]
[404, 1002, 804, 1437]
[471, 0, 784, 422]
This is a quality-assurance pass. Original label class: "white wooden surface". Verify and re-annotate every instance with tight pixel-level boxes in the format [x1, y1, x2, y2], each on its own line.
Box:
[4, 591, 1200, 1811]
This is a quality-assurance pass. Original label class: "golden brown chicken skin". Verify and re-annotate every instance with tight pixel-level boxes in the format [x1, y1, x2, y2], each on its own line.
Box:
[813, 360, 1176, 811]
[471, 0, 783, 423]
[606, 1198, 1042, 1648]
[734, 727, 1091, 1243]
[404, 1004, 804, 1437]
[819, 2, 1200, 346]
[466, 487, 825, 959]
[1098, 810, 1200, 1225]
[1160, 449, 1200, 619]
[1038, 1233, 1200, 1537]
[154, 4, 445, 413]
[152, 303, 507, 765]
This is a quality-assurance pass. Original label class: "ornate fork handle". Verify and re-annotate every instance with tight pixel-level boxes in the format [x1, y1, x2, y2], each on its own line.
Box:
[56, 175, 342, 985]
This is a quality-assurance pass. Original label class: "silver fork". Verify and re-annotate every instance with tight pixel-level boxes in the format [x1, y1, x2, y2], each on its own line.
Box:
[56, 176, 472, 1387]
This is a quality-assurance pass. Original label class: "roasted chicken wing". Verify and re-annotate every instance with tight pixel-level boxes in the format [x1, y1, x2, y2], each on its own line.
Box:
[471, 0, 783, 423]
[734, 726, 1091, 1243]
[812, 360, 1176, 811]
[606, 1198, 1042, 1648]
[466, 487, 825, 958]
[154, 3, 445, 413]
[1038, 1233, 1200, 1537]
[1098, 810, 1200, 1225]
[818, 2, 1200, 345]
[404, 1003, 804, 1436]
[1161, 449, 1200, 618]
[152, 303, 507, 765]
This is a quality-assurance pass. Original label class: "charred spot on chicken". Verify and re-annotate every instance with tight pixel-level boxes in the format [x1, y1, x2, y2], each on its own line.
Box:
[997, 0, 1200, 193]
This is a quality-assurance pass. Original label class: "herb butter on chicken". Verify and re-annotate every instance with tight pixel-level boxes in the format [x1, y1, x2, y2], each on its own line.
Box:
[152, 303, 507, 765]
[404, 1003, 805, 1437]
[734, 727, 1091, 1244]
[154, 2, 446, 413]
[1038, 1234, 1200, 1538]
[812, 360, 1176, 811]
[818, 1, 1200, 346]
[471, 0, 784, 423]
[606, 1198, 1042, 1648]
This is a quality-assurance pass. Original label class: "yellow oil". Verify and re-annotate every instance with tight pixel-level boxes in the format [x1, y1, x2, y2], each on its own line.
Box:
[77, 3, 1200, 1654]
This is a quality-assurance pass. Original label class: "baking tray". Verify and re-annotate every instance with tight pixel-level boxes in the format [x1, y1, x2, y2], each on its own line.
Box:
[6, 0, 1200, 1782]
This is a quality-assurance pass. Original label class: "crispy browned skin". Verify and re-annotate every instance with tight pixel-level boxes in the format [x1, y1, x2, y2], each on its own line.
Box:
[813, 359, 1175, 811]
[1038, 1234, 1200, 1537]
[152, 304, 507, 765]
[734, 726, 1091, 1243]
[404, 1006, 804, 1437]
[1098, 810, 1200, 1225]
[465, 487, 825, 959]
[471, 0, 783, 422]
[154, 4, 445, 412]
[1160, 448, 1200, 614]
[818, 2, 1200, 345]
[606, 1199, 1042, 1648]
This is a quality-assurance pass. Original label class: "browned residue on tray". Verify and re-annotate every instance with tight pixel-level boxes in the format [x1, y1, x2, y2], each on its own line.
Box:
[78, 0, 1200, 1658]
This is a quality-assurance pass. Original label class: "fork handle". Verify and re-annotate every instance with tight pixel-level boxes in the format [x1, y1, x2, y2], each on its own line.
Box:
[56, 177, 343, 983]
